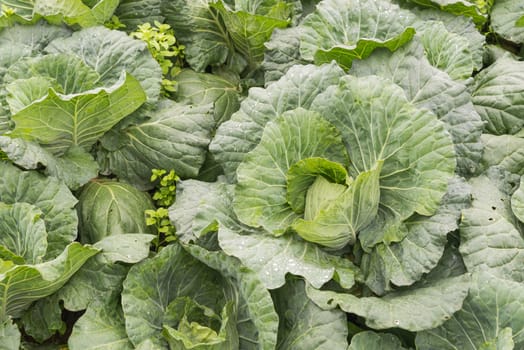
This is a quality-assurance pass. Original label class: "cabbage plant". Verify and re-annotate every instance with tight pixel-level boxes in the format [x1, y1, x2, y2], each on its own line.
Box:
[0, 0, 524, 349]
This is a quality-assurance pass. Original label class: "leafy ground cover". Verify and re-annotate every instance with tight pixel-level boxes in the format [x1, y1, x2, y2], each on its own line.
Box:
[0, 0, 523, 349]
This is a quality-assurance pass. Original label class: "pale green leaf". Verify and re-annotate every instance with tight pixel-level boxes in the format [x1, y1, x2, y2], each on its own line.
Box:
[211, 0, 290, 71]
[406, 0, 488, 25]
[491, 0, 524, 44]
[0, 138, 99, 190]
[361, 177, 471, 295]
[93, 234, 155, 264]
[0, 162, 78, 259]
[293, 161, 382, 249]
[0, 203, 47, 264]
[306, 274, 470, 331]
[169, 179, 235, 243]
[0, 22, 71, 81]
[419, 21, 474, 80]
[460, 174, 524, 282]
[163, 0, 231, 72]
[5, 53, 100, 98]
[262, 27, 306, 84]
[210, 63, 345, 182]
[175, 69, 241, 126]
[20, 294, 64, 343]
[0, 319, 20, 350]
[57, 257, 129, 312]
[286, 157, 348, 215]
[348, 331, 409, 350]
[69, 299, 133, 350]
[77, 180, 156, 244]
[416, 271, 524, 350]
[273, 278, 349, 350]
[300, 0, 416, 70]
[5, 77, 60, 114]
[113, 0, 164, 30]
[0, 242, 98, 319]
[412, 8, 485, 71]
[472, 55, 524, 135]
[99, 100, 215, 189]
[46, 26, 162, 102]
[10, 72, 146, 156]
[512, 177, 524, 224]
[0, 0, 95, 27]
[219, 226, 358, 289]
[481, 134, 524, 175]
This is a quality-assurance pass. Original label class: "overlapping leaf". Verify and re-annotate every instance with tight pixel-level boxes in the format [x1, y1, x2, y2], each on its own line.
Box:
[99, 100, 215, 189]
[416, 271, 524, 349]
[210, 63, 345, 181]
[300, 0, 416, 70]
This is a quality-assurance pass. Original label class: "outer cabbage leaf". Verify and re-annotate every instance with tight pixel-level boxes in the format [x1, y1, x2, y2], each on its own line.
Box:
[169, 179, 359, 289]
[306, 273, 470, 331]
[361, 177, 471, 295]
[0, 138, 98, 190]
[348, 331, 410, 350]
[460, 173, 524, 282]
[113, 0, 164, 30]
[57, 258, 128, 312]
[210, 0, 290, 72]
[0, 319, 20, 350]
[0, 0, 119, 27]
[69, 299, 133, 350]
[416, 271, 524, 349]
[210, 63, 345, 181]
[418, 21, 474, 80]
[234, 109, 348, 234]
[175, 69, 241, 126]
[263, 27, 306, 84]
[406, 0, 488, 26]
[351, 39, 483, 176]
[300, 0, 416, 70]
[99, 100, 215, 189]
[273, 278, 349, 350]
[0, 161, 78, 259]
[163, 0, 233, 72]
[0, 203, 47, 265]
[491, 0, 524, 44]
[0, 23, 71, 133]
[19, 294, 64, 343]
[77, 180, 156, 244]
[310, 75, 456, 249]
[0, 242, 98, 319]
[219, 226, 358, 290]
[4, 54, 101, 98]
[480, 134, 524, 175]
[9, 72, 146, 156]
[0, 23, 70, 80]
[412, 8, 485, 71]
[121, 243, 235, 348]
[512, 177, 524, 224]
[183, 244, 279, 350]
[45, 26, 162, 103]
[169, 179, 234, 243]
[472, 55, 524, 135]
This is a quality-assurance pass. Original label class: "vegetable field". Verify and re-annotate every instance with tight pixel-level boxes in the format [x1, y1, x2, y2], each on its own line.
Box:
[0, 0, 523, 349]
